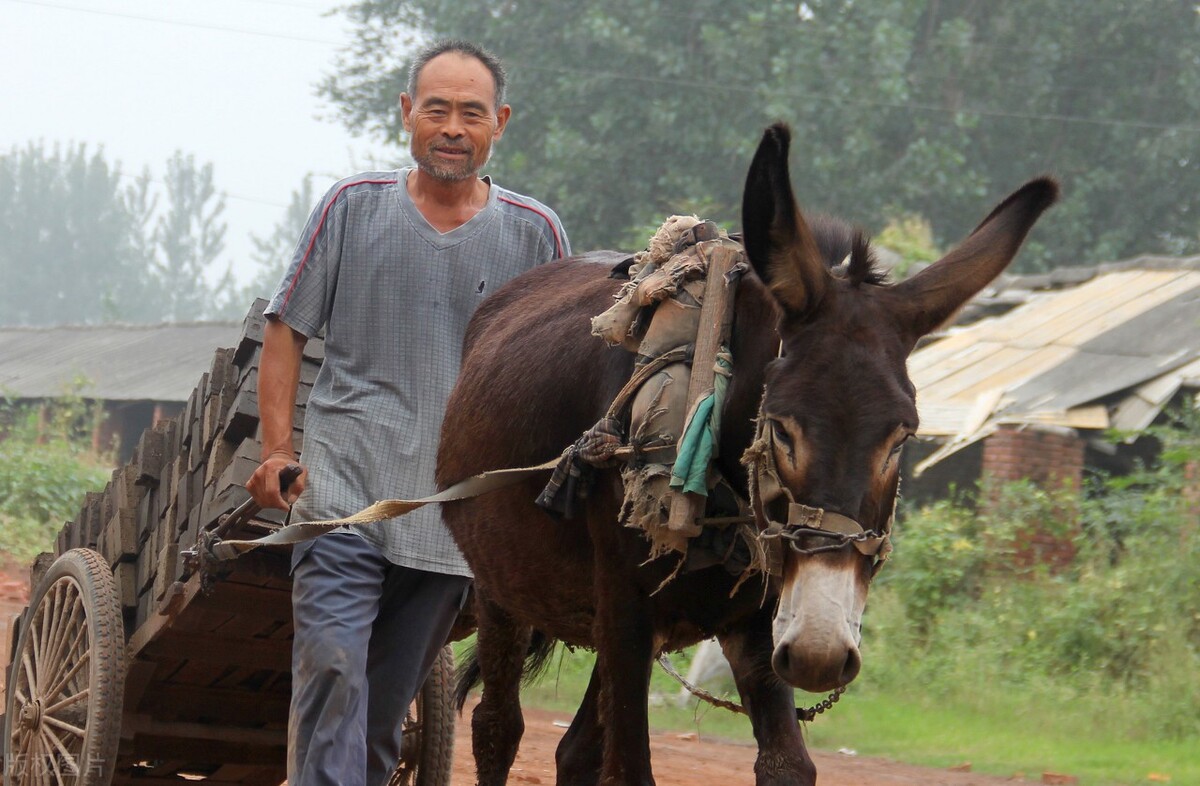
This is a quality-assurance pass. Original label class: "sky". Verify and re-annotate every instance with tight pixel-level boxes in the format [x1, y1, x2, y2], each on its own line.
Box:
[0, 0, 405, 287]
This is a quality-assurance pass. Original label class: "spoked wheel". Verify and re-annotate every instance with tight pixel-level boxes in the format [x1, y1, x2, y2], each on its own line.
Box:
[4, 549, 124, 785]
[387, 645, 456, 786]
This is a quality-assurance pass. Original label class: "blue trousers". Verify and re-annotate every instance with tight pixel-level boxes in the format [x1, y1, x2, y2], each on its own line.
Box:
[288, 532, 470, 786]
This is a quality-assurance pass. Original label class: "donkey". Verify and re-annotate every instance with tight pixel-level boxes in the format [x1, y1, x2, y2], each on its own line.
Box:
[437, 124, 1056, 785]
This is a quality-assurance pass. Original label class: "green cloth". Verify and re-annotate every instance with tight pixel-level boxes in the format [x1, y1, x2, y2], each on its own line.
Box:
[670, 351, 732, 496]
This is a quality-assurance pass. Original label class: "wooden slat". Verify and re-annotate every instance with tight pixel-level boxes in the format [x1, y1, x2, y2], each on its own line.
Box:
[127, 715, 287, 747]
[142, 631, 290, 673]
[667, 239, 740, 534]
[129, 735, 285, 766]
[204, 580, 292, 623]
[137, 682, 289, 725]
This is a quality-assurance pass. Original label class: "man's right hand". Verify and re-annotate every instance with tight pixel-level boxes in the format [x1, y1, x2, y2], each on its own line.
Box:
[247, 452, 308, 511]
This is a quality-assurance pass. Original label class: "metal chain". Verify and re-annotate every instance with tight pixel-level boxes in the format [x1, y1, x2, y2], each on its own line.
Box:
[796, 685, 845, 722]
[760, 525, 887, 556]
[656, 653, 844, 724]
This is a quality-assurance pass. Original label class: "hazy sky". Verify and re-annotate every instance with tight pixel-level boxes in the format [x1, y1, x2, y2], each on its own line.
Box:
[1, 0, 404, 288]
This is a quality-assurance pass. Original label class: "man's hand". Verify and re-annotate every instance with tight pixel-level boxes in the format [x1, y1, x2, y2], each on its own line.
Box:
[247, 452, 308, 511]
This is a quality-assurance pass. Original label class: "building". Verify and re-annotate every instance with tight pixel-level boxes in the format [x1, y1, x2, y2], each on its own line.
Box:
[904, 256, 1200, 507]
[0, 323, 241, 462]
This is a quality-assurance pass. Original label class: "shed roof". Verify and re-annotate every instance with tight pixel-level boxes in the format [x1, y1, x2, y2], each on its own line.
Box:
[911, 260, 1200, 471]
[0, 323, 241, 402]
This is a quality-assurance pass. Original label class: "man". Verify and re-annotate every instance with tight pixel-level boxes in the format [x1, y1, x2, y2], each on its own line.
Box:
[246, 40, 569, 786]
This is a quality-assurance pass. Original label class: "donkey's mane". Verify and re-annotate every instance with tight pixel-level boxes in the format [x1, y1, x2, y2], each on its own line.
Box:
[809, 214, 887, 287]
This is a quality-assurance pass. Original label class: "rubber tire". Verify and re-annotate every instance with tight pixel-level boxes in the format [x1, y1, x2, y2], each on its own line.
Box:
[415, 646, 456, 786]
[3, 548, 125, 786]
[388, 645, 456, 786]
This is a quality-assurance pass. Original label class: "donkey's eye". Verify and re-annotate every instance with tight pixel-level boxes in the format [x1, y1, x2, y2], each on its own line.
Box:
[888, 432, 915, 458]
[771, 420, 794, 450]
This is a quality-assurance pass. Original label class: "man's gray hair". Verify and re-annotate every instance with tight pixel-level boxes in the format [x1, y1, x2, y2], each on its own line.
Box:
[407, 39, 508, 108]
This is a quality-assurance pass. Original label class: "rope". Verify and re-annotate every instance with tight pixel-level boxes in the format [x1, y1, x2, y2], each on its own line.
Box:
[657, 652, 847, 724]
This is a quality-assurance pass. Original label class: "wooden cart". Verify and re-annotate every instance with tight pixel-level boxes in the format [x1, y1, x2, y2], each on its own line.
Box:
[1, 301, 456, 785]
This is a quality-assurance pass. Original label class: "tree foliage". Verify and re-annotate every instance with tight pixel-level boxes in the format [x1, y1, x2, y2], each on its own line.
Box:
[0, 143, 238, 326]
[148, 152, 232, 322]
[238, 173, 317, 305]
[0, 143, 154, 324]
[322, 0, 1200, 269]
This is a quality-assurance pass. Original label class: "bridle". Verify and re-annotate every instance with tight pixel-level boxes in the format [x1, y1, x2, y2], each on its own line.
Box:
[742, 396, 894, 578]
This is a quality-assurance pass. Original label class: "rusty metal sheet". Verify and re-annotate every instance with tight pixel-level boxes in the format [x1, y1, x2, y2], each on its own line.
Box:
[1056, 272, 1200, 347]
[1009, 350, 1199, 414]
[997, 405, 1109, 430]
[949, 345, 1076, 403]
[912, 269, 1200, 433]
[990, 271, 1180, 345]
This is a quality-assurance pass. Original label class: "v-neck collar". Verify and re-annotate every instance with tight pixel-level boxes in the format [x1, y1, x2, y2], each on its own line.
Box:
[395, 167, 497, 250]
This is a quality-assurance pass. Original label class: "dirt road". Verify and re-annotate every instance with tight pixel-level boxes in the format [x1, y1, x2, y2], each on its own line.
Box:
[452, 700, 1022, 786]
[1, 560, 1021, 785]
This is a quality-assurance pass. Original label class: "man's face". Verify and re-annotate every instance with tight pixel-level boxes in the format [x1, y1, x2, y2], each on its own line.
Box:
[400, 53, 511, 182]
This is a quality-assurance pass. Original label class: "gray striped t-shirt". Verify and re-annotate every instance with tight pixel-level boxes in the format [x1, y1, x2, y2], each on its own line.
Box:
[266, 168, 569, 576]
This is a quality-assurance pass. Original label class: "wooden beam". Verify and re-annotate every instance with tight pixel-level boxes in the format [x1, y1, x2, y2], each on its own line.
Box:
[127, 715, 287, 747]
[133, 682, 289, 725]
[141, 630, 291, 673]
[667, 239, 742, 534]
[128, 735, 285, 766]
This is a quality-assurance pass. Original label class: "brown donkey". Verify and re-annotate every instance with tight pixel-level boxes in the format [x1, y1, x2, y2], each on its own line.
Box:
[437, 124, 1057, 785]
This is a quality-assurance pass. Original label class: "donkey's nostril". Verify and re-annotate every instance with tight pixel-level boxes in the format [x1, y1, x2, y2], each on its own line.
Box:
[840, 648, 862, 685]
[772, 645, 792, 679]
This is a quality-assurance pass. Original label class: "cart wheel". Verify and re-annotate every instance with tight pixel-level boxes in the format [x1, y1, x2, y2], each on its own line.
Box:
[387, 645, 456, 786]
[4, 549, 124, 785]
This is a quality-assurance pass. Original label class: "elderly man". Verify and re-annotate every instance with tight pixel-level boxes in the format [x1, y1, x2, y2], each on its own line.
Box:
[246, 40, 569, 786]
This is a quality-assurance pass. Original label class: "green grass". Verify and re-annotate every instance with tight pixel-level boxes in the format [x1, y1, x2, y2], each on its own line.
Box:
[804, 684, 1197, 785]
[457, 640, 1198, 786]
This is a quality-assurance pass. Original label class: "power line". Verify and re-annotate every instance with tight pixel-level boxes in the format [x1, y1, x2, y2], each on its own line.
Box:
[117, 171, 290, 210]
[1, 0, 342, 45]
[511, 60, 1200, 134]
[8, 0, 1198, 134]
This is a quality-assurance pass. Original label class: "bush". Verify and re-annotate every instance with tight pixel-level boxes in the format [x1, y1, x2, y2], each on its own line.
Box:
[868, 411, 1200, 740]
[0, 393, 112, 561]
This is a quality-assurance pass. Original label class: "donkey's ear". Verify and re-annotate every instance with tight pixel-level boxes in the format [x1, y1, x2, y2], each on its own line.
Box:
[892, 177, 1059, 338]
[742, 124, 828, 316]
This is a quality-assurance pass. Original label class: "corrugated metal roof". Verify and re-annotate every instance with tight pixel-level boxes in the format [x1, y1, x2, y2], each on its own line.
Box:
[0, 323, 241, 402]
[911, 268, 1200, 446]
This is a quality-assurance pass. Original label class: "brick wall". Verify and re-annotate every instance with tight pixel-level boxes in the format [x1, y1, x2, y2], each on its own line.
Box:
[981, 424, 1085, 571]
[982, 424, 1085, 490]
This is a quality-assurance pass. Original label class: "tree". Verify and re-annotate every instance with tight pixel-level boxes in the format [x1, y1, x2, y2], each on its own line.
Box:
[235, 173, 317, 310]
[147, 152, 232, 322]
[0, 144, 238, 326]
[0, 142, 156, 325]
[321, 0, 1200, 271]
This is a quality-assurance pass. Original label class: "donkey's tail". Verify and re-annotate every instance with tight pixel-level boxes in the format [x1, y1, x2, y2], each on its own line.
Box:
[453, 629, 558, 712]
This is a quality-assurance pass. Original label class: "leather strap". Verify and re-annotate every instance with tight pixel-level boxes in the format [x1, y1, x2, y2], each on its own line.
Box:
[206, 456, 561, 561]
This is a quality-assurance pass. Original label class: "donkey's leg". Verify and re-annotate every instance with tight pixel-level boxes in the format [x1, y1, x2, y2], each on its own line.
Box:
[588, 506, 656, 785]
[720, 608, 817, 786]
[593, 594, 655, 786]
[554, 662, 604, 786]
[471, 593, 532, 786]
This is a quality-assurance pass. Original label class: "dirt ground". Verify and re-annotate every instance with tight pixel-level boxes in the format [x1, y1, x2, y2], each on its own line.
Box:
[0, 559, 1024, 785]
[0, 555, 29, 706]
[452, 699, 1025, 786]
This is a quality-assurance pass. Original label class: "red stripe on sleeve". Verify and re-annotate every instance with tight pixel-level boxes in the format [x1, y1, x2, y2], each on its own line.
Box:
[278, 178, 398, 313]
[498, 195, 564, 258]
